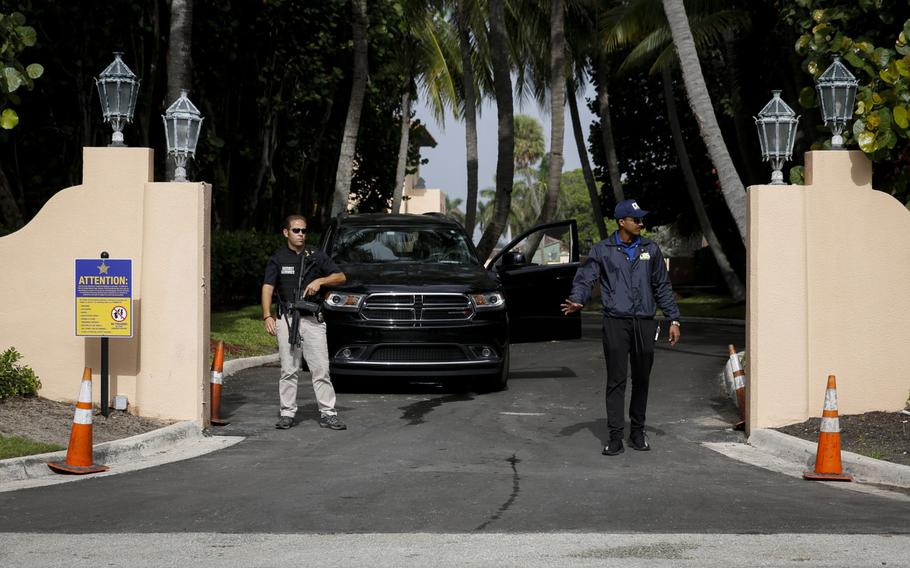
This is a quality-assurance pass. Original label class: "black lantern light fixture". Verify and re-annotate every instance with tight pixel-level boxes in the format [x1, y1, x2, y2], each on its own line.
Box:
[815, 56, 858, 149]
[162, 89, 204, 182]
[754, 90, 800, 185]
[95, 52, 140, 147]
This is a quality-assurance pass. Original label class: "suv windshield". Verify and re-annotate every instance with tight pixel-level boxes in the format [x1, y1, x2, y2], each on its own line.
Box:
[332, 225, 478, 265]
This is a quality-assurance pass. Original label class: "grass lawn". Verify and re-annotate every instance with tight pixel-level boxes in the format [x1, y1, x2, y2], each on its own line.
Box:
[211, 305, 279, 360]
[0, 434, 63, 459]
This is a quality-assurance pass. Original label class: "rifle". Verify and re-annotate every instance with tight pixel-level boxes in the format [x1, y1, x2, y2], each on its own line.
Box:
[286, 250, 321, 347]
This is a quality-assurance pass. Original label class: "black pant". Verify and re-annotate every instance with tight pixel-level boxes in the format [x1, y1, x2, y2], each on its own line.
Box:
[602, 317, 658, 440]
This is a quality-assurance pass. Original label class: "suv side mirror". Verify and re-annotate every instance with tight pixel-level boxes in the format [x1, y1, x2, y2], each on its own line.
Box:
[501, 251, 527, 267]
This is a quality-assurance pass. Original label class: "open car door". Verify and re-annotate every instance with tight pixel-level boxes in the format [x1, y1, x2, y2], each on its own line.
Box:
[488, 219, 581, 343]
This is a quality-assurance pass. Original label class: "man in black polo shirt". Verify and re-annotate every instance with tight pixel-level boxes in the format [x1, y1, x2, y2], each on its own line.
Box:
[262, 214, 348, 430]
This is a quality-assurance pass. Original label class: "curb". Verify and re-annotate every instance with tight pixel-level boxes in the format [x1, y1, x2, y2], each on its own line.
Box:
[0, 421, 242, 490]
[223, 353, 279, 377]
[748, 428, 910, 489]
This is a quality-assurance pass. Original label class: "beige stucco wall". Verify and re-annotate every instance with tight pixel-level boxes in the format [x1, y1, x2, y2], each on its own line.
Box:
[747, 150, 910, 430]
[400, 187, 445, 214]
[0, 147, 210, 424]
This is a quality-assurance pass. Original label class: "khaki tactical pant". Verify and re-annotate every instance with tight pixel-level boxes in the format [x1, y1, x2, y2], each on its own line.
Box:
[275, 313, 337, 418]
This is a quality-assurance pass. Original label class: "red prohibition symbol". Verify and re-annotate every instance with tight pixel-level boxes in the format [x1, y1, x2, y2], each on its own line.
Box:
[111, 306, 128, 322]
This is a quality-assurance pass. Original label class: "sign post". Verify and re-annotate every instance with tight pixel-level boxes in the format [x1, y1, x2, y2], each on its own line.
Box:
[75, 253, 133, 417]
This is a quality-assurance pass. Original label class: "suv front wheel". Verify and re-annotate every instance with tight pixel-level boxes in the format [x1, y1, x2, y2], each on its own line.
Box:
[474, 344, 510, 393]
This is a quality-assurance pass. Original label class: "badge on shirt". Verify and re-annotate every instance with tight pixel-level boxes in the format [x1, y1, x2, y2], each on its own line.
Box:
[281, 266, 295, 275]
[640, 252, 651, 260]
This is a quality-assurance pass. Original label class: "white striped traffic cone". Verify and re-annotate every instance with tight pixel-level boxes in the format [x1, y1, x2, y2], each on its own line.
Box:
[803, 374, 852, 482]
[728, 344, 746, 430]
[48, 368, 109, 475]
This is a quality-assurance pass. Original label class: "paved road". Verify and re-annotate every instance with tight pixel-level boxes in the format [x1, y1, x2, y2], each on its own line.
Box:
[0, 318, 907, 536]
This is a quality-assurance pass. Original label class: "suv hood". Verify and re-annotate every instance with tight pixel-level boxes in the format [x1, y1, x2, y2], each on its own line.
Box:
[335, 262, 498, 293]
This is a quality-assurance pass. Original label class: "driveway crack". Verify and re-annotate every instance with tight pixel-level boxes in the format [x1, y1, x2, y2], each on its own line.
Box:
[474, 453, 521, 531]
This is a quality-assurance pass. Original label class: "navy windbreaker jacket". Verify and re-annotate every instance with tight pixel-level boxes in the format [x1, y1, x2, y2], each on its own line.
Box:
[568, 232, 681, 321]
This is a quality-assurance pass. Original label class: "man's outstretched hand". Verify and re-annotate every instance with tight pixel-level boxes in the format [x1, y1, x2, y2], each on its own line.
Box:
[561, 299, 582, 315]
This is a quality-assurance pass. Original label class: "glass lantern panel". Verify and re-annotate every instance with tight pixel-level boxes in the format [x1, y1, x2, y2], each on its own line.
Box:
[175, 118, 190, 150]
[820, 88, 836, 121]
[166, 119, 178, 152]
[187, 121, 201, 153]
[114, 81, 134, 116]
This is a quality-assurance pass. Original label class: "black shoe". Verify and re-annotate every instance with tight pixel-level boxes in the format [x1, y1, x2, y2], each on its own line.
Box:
[275, 416, 294, 429]
[602, 438, 624, 456]
[319, 413, 347, 430]
[629, 430, 650, 451]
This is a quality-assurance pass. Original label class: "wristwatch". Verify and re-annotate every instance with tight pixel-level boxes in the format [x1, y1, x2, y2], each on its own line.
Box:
[670, 320, 681, 327]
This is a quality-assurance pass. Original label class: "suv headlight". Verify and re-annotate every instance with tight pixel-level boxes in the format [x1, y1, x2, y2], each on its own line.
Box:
[471, 292, 505, 310]
[324, 291, 365, 311]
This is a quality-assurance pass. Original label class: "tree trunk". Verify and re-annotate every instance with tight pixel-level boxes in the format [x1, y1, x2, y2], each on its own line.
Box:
[536, 0, 565, 226]
[331, 0, 369, 217]
[661, 0, 747, 242]
[166, 0, 194, 181]
[568, 80, 607, 240]
[723, 38, 760, 186]
[458, 1, 479, 238]
[0, 163, 24, 230]
[595, 56, 624, 205]
[474, 0, 514, 262]
[391, 87, 411, 214]
[662, 66, 744, 302]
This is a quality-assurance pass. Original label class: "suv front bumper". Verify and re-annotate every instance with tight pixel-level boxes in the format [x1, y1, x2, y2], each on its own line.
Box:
[324, 312, 507, 377]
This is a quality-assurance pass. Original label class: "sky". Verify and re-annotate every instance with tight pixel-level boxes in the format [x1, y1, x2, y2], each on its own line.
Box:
[413, 82, 598, 207]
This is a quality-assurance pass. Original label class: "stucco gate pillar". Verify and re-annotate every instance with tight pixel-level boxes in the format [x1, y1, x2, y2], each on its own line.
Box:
[0, 148, 211, 424]
[746, 150, 910, 432]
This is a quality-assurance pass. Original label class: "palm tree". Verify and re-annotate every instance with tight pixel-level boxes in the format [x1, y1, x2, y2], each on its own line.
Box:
[455, 0, 481, 237]
[444, 195, 465, 224]
[602, 0, 747, 298]
[567, 77, 608, 239]
[514, 114, 545, 204]
[391, 2, 457, 214]
[661, 0, 746, 241]
[474, 0, 515, 262]
[663, 65, 744, 301]
[165, 0, 194, 182]
[534, 0, 566, 230]
[331, 0, 369, 218]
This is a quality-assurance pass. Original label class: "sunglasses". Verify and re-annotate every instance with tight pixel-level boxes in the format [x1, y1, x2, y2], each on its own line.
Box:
[624, 217, 645, 226]
[290, 227, 306, 234]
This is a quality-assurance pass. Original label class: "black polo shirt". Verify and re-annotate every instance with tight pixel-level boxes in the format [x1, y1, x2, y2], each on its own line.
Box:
[263, 245, 342, 307]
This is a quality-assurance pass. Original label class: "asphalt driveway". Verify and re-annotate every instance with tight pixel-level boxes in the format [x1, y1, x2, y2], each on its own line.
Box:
[0, 317, 907, 534]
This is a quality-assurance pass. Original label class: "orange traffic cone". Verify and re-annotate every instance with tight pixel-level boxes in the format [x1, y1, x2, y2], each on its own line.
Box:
[728, 345, 746, 430]
[210, 340, 229, 426]
[48, 368, 109, 475]
[803, 374, 853, 482]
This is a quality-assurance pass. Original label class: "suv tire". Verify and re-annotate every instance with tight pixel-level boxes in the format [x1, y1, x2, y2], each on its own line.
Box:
[475, 344, 510, 393]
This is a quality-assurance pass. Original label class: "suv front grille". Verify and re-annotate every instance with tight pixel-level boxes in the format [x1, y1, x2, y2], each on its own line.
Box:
[361, 293, 473, 322]
[369, 345, 467, 362]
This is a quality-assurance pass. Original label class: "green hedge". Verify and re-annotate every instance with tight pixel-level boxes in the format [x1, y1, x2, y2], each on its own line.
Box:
[212, 230, 286, 308]
[0, 347, 41, 400]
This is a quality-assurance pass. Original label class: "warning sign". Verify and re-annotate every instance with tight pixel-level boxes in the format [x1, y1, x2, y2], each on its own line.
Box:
[75, 259, 133, 337]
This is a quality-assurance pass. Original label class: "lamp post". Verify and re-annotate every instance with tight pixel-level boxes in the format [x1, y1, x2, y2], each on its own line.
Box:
[162, 89, 204, 182]
[754, 90, 799, 185]
[815, 56, 858, 149]
[95, 52, 140, 147]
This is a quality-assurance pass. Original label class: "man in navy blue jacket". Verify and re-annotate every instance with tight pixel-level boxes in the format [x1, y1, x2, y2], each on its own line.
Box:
[561, 199, 681, 456]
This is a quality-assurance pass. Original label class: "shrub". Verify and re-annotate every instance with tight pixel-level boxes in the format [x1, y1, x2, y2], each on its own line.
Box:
[0, 347, 41, 399]
[211, 230, 285, 308]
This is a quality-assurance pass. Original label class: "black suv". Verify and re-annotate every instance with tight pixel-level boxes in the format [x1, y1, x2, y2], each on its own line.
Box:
[319, 213, 580, 391]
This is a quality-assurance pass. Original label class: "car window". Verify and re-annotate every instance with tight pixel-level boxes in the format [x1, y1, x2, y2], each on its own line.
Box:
[496, 224, 575, 267]
[332, 226, 479, 265]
